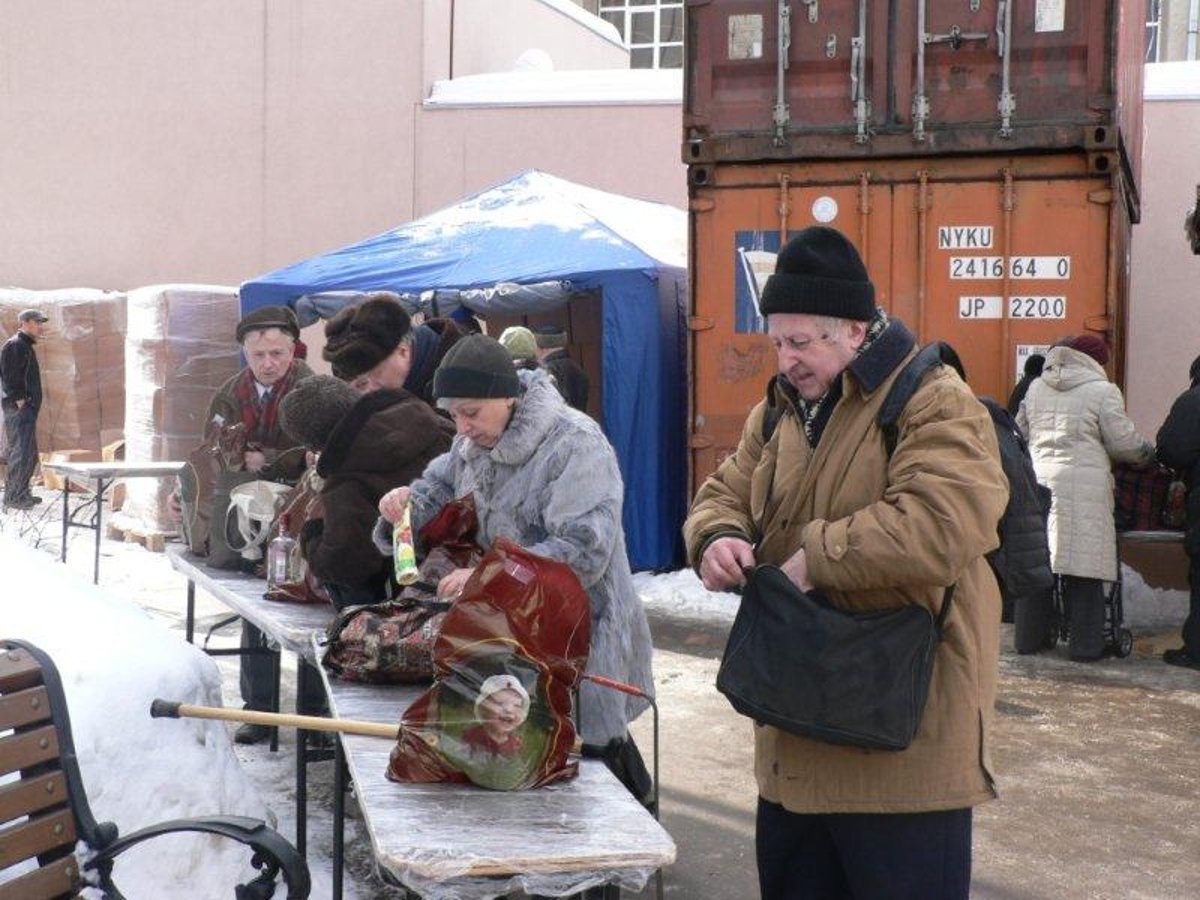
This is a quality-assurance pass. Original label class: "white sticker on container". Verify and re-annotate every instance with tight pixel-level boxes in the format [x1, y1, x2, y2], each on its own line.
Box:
[728, 15, 764, 60]
[938, 226, 994, 250]
[811, 196, 839, 223]
[959, 296, 1003, 319]
[1009, 256, 1071, 279]
[950, 257, 1005, 279]
[1035, 0, 1065, 33]
[1009, 296, 1067, 319]
[1016, 344, 1052, 383]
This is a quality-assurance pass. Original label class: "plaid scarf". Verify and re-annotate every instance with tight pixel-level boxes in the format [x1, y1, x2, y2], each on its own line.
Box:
[796, 308, 889, 446]
[230, 362, 301, 445]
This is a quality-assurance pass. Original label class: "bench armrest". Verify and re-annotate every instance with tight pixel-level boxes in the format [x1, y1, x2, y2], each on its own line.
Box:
[83, 814, 310, 900]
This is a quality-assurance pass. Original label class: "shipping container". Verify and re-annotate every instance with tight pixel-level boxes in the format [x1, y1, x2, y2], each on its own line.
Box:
[687, 153, 1134, 496]
[684, 0, 1144, 206]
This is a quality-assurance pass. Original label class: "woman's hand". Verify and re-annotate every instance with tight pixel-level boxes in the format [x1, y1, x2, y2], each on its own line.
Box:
[378, 486, 412, 524]
[437, 567, 474, 600]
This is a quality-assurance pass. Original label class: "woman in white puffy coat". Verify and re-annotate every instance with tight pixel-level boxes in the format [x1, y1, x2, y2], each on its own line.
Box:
[1016, 336, 1154, 659]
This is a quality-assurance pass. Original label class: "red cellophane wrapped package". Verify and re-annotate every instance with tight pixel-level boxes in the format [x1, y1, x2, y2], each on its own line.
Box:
[386, 537, 591, 791]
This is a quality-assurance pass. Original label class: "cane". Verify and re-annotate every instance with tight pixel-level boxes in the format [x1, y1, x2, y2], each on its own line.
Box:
[150, 699, 399, 739]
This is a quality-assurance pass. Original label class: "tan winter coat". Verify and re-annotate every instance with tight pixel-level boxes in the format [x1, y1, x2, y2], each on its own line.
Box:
[684, 327, 1008, 814]
[1016, 345, 1153, 582]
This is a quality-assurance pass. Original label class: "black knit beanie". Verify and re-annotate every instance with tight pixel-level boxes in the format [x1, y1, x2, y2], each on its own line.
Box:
[433, 334, 521, 401]
[323, 294, 412, 380]
[758, 226, 875, 321]
[236, 305, 300, 343]
[279, 375, 359, 451]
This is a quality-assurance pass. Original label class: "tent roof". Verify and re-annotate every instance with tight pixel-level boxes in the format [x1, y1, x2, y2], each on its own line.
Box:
[241, 171, 685, 307]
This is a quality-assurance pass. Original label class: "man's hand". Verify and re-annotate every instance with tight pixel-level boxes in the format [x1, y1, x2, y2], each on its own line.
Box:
[699, 536, 756, 591]
[780, 546, 814, 592]
[378, 486, 412, 525]
[437, 567, 474, 600]
[243, 449, 267, 472]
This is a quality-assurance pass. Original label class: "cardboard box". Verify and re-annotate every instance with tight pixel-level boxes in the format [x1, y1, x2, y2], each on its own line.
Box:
[102, 439, 126, 510]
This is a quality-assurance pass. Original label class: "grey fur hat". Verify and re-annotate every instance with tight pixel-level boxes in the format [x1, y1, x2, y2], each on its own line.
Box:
[279, 375, 360, 451]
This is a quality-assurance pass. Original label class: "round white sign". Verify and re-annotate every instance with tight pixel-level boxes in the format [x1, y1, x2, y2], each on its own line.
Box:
[812, 196, 838, 223]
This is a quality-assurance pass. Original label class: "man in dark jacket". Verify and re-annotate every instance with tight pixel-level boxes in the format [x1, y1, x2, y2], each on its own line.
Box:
[533, 324, 590, 413]
[279, 375, 453, 608]
[1, 309, 49, 510]
[323, 293, 463, 403]
[1156, 354, 1200, 670]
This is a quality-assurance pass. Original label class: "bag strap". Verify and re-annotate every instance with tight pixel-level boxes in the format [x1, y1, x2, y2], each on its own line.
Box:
[877, 341, 953, 458]
[934, 585, 955, 633]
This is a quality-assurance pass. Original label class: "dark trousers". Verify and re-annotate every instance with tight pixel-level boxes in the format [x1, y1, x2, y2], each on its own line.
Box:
[1183, 556, 1200, 657]
[2, 403, 38, 503]
[1061, 575, 1107, 660]
[239, 622, 325, 714]
[756, 798, 972, 900]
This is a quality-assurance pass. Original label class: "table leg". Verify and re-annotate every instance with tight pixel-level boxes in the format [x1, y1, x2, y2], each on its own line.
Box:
[60, 487, 69, 563]
[92, 476, 107, 584]
[333, 737, 346, 900]
[185, 580, 195, 644]
[295, 662, 310, 856]
[269, 648, 281, 753]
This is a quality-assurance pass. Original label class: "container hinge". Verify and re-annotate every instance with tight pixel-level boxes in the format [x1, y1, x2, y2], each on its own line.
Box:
[689, 197, 715, 213]
[688, 316, 716, 331]
[998, 91, 1016, 138]
[851, 0, 870, 144]
[773, 1, 793, 147]
[970, 0, 981, 10]
[799, 0, 818, 24]
[912, 93, 930, 142]
[689, 433, 716, 450]
[1087, 189, 1114, 206]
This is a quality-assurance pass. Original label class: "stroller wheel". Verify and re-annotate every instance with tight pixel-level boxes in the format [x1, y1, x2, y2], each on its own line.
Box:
[1116, 629, 1134, 658]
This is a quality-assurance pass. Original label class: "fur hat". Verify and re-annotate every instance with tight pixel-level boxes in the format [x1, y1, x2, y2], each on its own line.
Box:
[236, 305, 300, 343]
[323, 294, 412, 380]
[1068, 334, 1110, 367]
[758, 226, 875, 321]
[498, 326, 537, 361]
[532, 324, 568, 350]
[279, 375, 360, 451]
[433, 334, 520, 401]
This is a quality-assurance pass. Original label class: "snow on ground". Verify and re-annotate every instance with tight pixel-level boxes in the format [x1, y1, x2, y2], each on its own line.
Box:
[0, 531, 350, 898]
[633, 568, 739, 626]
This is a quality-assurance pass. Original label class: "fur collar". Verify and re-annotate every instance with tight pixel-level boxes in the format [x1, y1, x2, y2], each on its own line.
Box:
[457, 370, 564, 467]
[318, 389, 411, 476]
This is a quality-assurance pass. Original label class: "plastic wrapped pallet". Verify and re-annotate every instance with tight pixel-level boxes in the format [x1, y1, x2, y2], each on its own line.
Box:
[0, 289, 127, 455]
[117, 285, 242, 534]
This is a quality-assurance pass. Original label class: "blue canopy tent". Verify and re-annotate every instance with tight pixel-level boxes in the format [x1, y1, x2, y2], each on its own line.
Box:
[240, 171, 687, 571]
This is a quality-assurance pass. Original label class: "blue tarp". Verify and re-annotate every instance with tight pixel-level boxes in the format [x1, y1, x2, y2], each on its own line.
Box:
[240, 171, 687, 571]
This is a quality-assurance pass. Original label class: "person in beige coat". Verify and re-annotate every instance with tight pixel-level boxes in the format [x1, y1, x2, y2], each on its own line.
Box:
[1016, 335, 1153, 660]
[684, 227, 1007, 900]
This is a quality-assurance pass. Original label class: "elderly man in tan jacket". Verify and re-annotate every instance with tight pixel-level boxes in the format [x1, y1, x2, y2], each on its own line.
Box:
[684, 226, 1008, 900]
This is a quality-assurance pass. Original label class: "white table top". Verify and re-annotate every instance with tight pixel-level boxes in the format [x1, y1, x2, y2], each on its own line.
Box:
[314, 634, 675, 899]
[43, 460, 186, 480]
[167, 546, 331, 663]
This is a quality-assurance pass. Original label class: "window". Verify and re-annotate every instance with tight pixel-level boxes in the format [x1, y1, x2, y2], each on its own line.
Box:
[599, 0, 684, 69]
[1145, 0, 1162, 63]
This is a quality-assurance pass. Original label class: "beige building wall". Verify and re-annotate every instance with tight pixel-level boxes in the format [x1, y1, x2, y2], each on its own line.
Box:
[1126, 66, 1200, 436]
[0, 0, 634, 292]
[413, 102, 685, 215]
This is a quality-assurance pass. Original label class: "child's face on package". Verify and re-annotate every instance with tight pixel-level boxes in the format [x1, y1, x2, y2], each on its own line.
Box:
[480, 688, 527, 739]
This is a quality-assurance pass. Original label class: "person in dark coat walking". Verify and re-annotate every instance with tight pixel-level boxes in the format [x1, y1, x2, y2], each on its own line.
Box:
[1, 309, 49, 510]
[532, 324, 590, 413]
[324, 293, 463, 404]
[280, 375, 453, 609]
[1007, 352, 1045, 417]
[1156, 354, 1200, 670]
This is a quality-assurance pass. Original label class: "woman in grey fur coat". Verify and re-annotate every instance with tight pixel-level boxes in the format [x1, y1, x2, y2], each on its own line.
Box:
[376, 334, 655, 800]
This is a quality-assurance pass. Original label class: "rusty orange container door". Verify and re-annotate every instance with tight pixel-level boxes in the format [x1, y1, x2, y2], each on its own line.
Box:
[688, 157, 1127, 498]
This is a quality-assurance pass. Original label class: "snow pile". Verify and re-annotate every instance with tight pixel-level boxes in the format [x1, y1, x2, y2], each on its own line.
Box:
[1119, 563, 1189, 632]
[633, 568, 739, 626]
[0, 535, 276, 898]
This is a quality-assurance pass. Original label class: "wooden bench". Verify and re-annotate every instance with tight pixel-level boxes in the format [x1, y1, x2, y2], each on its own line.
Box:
[0, 639, 310, 899]
[312, 635, 676, 900]
[166, 545, 333, 855]
[1119, 529, 1188, 592]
